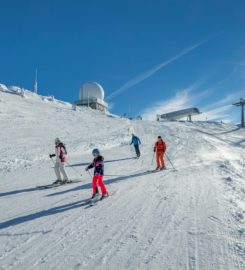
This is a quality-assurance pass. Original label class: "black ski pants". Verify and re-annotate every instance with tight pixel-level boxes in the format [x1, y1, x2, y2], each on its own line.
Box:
[134, 144, 140, 157]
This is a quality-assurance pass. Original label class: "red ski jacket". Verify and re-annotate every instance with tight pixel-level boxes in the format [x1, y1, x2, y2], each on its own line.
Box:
[154, 139, 166, 152]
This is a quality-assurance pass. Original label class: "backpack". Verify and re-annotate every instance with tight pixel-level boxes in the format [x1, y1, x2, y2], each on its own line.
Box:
[60, 143, 67, 155]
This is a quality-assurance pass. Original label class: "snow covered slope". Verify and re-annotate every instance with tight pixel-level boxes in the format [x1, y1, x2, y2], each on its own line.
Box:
[0, 86, 131, 173]
[0, 86, 244, 270]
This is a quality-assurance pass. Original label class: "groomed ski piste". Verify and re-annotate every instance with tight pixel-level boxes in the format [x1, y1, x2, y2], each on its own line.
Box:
[0, 86, 244, 270]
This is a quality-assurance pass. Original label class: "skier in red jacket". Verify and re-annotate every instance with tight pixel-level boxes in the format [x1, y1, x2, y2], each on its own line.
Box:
[154, 136, 167, 170]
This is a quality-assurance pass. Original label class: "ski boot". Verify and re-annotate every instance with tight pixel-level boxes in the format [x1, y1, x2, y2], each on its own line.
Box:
[91, 192, 99, 199]
[53, 179, 62, 184]
[62, 179, 72, 184]
[100, 193, 109, 201]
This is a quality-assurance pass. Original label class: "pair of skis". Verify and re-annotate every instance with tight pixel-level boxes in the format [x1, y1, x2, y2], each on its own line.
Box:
[83, 190, 117, 208]
[147, 168, 167, 173]
[89, 195, 107, 206]
[36, 179, 82, 189]
[81, 194, 109, 208]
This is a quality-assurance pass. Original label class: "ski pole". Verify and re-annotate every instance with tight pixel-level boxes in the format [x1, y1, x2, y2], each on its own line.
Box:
[165, 152, 176, 171]
[50, 157, 55, 166]
[130, 144, 133, 153]
[65, 161, 83, 176]
[87, 169, 93, 179]
[104, 174, 125, 177]
[151, 151, 155, 165]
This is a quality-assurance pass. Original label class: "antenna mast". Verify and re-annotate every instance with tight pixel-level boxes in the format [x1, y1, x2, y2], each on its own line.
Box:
[233, 98, 245, 127]
[34, 69, 38, 94]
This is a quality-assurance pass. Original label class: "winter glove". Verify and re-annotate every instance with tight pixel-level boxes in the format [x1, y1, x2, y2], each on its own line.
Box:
[49, 154, 55, 158]
[59, 155, 62, 160]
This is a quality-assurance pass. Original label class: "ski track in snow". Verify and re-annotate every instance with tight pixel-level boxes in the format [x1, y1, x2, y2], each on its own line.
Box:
[0, 89, 244, 269]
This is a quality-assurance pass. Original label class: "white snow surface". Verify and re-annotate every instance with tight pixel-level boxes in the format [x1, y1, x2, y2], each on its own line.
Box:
[0, 86, 245, 270]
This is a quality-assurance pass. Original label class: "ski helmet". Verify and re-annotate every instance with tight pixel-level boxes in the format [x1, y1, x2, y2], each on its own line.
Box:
[92, 148, 100, 156]
[55, 138, 61, 145]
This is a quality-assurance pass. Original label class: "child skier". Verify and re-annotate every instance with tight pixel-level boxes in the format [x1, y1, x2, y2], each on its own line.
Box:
[85, 148, 108, 200]
[49, 138, 69, 184]
[130, 133, 141, 158]
[153, 136, 167, 170]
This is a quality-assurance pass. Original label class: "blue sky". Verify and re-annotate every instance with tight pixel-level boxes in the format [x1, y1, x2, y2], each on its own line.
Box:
[0, 0, 244, 122]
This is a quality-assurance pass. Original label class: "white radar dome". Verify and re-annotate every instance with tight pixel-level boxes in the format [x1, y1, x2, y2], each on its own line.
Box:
[79, 82, 105, 101]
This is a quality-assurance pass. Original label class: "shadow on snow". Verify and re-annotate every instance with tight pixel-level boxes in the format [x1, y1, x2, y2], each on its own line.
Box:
[47, 169, 161, 197]
[0, 170, 164, 229]
[0, 157, 137, 198]
[0, 187, 43, 198]
[193, 127, 244, 147]
[0, 199, 87, 230]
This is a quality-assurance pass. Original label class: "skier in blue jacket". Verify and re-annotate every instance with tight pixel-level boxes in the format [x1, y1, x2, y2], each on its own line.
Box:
[130, 134, 141, 158]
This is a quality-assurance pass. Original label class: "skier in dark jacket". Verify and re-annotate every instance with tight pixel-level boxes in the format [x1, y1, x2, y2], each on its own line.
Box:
[130, 134, 141, 158]
[86, 148, 108, 200]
